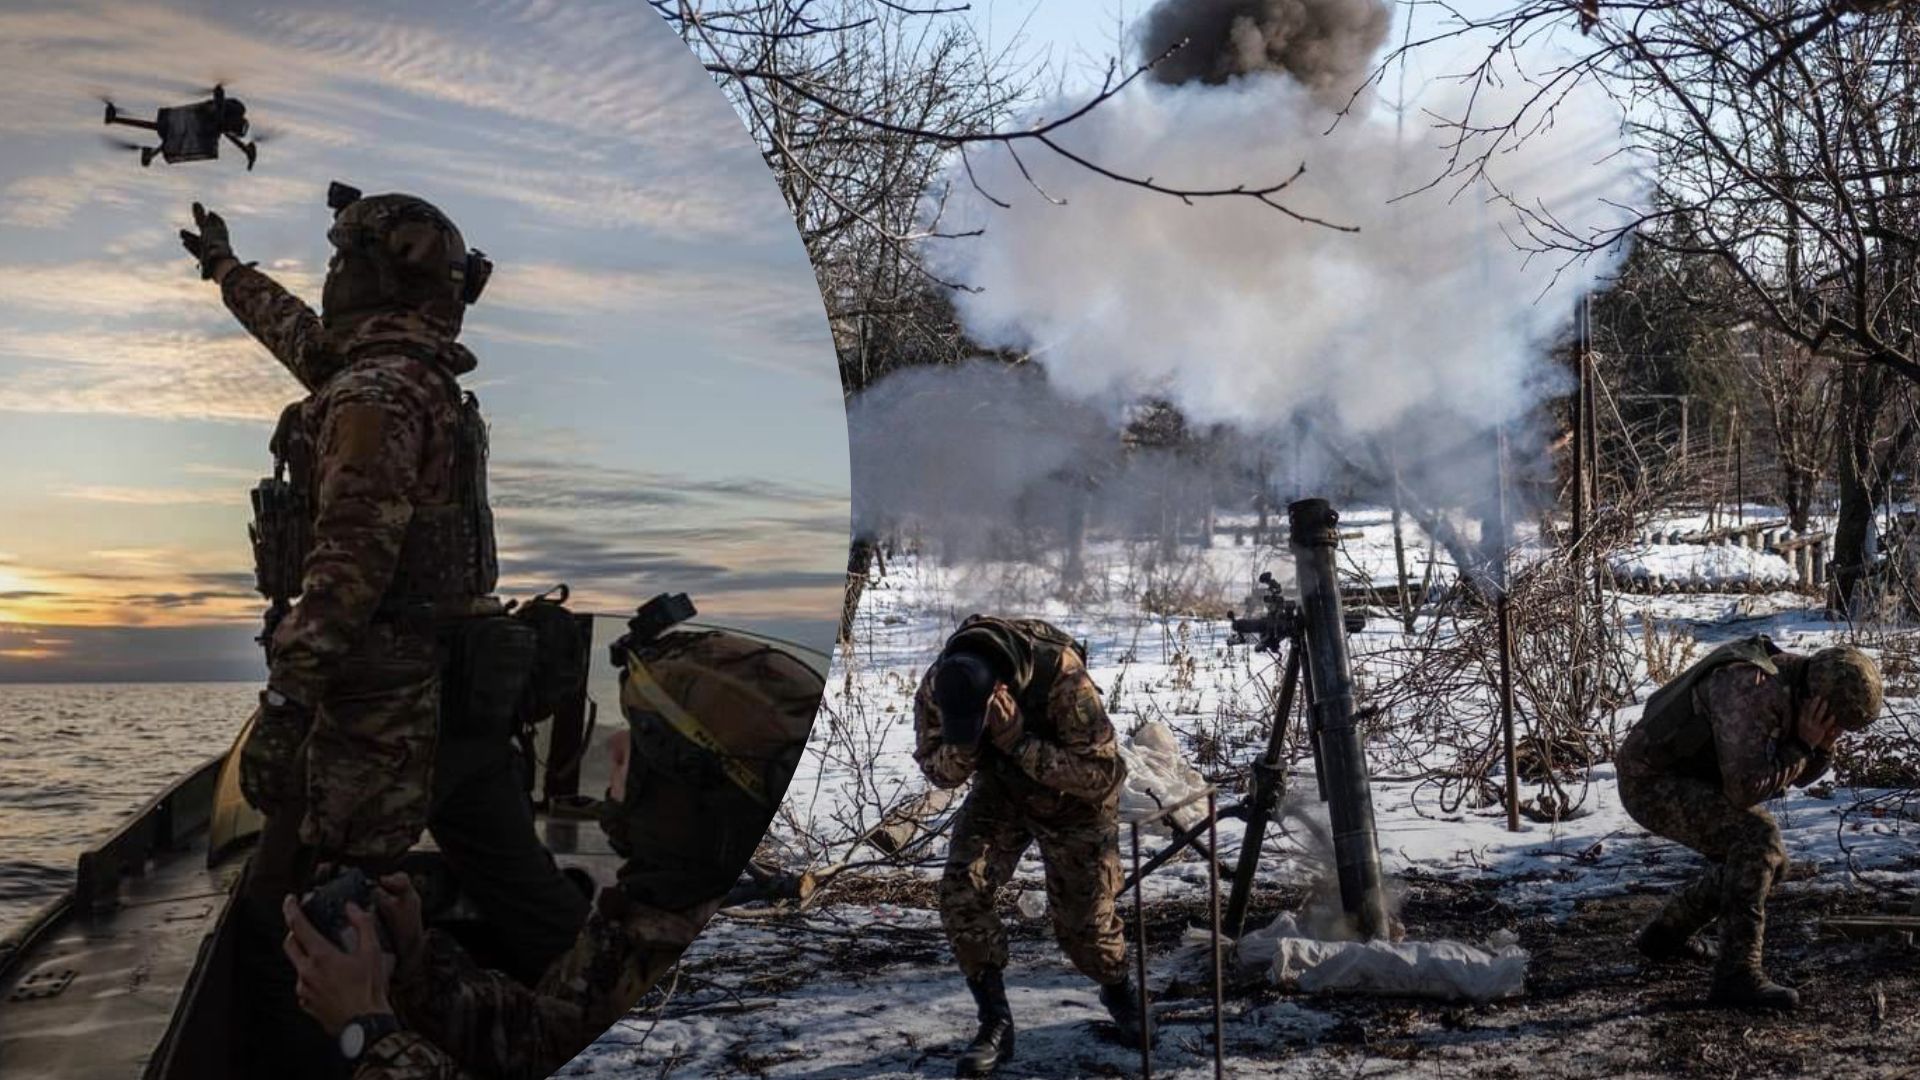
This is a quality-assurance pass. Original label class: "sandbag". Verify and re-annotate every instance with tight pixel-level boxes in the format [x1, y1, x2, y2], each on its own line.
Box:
[1118, 720, 1211, 835]
[1237, 914, 1528, 1003]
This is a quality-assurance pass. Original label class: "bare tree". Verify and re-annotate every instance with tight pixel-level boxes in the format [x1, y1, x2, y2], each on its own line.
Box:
[1388, 0, 1920, 380]
[650, 0, 1345, 394]
[1390, 0, 1920, 608]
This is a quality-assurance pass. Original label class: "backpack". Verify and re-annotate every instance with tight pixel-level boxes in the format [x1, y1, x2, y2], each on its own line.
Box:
[510, 585, 591, 724]
[603, 626, 824, 908]
[1635, 634, 1782, 769]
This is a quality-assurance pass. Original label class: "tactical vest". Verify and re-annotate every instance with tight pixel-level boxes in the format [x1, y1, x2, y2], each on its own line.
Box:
[249, 361, 498, 616]
[1632, 634, 1783, 771]
[944, 615, 1089, 744]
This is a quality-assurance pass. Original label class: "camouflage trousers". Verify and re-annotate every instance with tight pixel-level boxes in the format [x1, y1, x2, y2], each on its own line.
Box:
[939, 782, 1128, 986]
[1617, 766, 1789, 976]
[301, 621, 442, 862]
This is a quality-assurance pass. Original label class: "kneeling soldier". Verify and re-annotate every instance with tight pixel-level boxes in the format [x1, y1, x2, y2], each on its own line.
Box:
[1617, 636, 1881, 1009]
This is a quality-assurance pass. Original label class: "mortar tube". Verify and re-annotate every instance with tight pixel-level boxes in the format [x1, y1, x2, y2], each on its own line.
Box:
[1288, 498, 1391, 941]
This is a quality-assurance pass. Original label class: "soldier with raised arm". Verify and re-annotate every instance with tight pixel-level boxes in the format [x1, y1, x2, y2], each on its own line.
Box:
[913, 615, 1148, 1078]
[1616, 636, 1882, 1010]
[182, 189, 588, 1077]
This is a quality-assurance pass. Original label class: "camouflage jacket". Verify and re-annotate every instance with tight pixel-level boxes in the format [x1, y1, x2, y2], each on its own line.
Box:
[1619, 657, 1832, 808]
[353, 889, 719, 1080]
[222, 266, 479, 705]
[913, 646, 1125, 821]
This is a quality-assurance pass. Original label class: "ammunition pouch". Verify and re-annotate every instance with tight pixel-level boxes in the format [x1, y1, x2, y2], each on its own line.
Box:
[249, 476, 309, 602]
[439, 616, 538, 741]
[250, 402, 315, 604]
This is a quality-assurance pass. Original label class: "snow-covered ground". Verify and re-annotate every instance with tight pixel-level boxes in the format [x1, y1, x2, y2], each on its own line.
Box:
[567, 509, 1920, 1079]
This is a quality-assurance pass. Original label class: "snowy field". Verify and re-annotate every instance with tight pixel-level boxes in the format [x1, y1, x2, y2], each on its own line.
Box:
[569, 508, 1920, 1079]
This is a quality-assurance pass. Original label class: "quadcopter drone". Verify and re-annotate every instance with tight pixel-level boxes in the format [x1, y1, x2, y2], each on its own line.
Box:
[101, 84, 263, 170]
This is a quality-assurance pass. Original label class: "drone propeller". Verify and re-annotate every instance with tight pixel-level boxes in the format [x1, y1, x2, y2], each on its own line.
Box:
[99, 134, 146, 152]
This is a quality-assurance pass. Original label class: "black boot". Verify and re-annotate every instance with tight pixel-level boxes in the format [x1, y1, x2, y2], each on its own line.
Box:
[1098, 974, 1156, 1050]
[1706, 858, 1796, 1010]
[1634, 921, 1718, 965]
[1707, 965, 1799, 1010]
[956, 969, 1015, 1077]
[1635, 868, 1721, 965]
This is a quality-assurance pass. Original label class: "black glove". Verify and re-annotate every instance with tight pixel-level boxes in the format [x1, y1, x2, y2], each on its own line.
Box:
[241, 688, 313, 815]
[180, 202, 235, 280]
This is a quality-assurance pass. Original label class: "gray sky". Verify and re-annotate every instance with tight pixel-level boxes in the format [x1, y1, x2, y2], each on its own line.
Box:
[0, 0, 850, 680]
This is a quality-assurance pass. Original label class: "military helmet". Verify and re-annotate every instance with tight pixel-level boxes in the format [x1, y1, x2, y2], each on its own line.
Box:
[1805, 646, 1883, 731]
[322, 186, 491, 333]
[600, 623, 822, 910]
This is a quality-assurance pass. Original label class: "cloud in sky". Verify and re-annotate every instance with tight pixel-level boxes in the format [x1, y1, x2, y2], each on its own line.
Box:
[0, 328, 296, 422]
[0, 0, 851, 673]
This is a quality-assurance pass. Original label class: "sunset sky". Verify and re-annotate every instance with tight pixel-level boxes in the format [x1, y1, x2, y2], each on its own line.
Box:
[0, 0, 850, 681]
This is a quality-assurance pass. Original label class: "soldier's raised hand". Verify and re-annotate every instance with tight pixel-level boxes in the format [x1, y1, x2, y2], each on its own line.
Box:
[179, 202, 235, 280]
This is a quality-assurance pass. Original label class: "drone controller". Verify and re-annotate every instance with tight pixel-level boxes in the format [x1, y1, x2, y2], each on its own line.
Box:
[299, 866, 395, 955]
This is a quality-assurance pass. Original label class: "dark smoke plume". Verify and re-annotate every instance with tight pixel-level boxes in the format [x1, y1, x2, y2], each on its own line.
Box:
[1139, 0, 1391, 106]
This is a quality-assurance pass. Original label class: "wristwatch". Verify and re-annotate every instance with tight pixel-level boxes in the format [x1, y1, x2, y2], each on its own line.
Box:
[338, 1012, 403, 1063]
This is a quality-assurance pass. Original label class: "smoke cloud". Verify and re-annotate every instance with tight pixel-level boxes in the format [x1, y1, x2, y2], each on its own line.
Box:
[918, 70, 1643, 478]
[1140, 0, 1391, 107]
[847, 362, 1112, 545]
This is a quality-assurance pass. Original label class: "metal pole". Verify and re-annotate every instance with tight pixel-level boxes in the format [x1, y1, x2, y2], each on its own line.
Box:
[1586, 313, 1604, 618]
[1131, 822, 1151, 1079]
[1496, 431, 1520, 834]
[1498, 591, 1520, 832]
[1389, 440, 1414, 632]
[1224, 641, 1301, 938]
[1208, 790, 1224, 1080]
[1572, 299, 1588, 547]
[1736, 415, 1745, 529]
[1288, 498, 1389, 940]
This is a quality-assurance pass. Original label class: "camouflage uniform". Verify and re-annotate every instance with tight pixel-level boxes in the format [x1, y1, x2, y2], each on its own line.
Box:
[1616, 651, 1829, 984]
[224, 263, 485, 863]
[205, 194, 587, 1077]
[915, 622, 1129, 986]
[349, 890, 720, 1080]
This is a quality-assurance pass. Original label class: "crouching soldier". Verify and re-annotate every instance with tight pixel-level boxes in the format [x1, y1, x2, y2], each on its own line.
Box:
[915, 615, 1149, 1078]
[1617, 636, 1882, 1009]
[282, 610, 824, 1078]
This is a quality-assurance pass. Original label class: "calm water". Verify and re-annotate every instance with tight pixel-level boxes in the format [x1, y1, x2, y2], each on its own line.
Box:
[0, 682, 257, 934]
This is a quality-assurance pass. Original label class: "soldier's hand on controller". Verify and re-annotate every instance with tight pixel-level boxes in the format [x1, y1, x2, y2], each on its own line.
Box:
[179, 202, 236, 281]
[985, 685, 1023, 752]
[373, 873, 426, 975]
[282, 896, 392, 1039]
